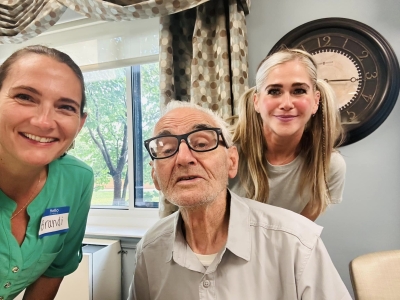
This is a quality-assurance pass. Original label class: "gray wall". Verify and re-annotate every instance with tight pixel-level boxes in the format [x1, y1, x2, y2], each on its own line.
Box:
[246, 0, 400, 296]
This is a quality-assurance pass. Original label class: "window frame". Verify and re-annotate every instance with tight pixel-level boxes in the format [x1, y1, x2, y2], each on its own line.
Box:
[83, 31, 161, 231]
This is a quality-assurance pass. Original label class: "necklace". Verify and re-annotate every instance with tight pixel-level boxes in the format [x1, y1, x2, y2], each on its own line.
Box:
[10, 174, 42, 220]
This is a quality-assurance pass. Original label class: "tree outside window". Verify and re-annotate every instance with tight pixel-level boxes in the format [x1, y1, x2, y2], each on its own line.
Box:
[69, 62, 160, 207]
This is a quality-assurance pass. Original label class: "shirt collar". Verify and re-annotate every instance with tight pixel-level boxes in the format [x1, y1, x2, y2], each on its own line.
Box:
[225, 190, 251, 261]
[169, 213, 206, 273]
[167, 189, 252, 264]
[165, 212, 183, 263]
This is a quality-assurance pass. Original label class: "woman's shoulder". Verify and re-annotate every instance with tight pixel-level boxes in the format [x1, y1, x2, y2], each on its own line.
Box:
[329, 150, 346, 175]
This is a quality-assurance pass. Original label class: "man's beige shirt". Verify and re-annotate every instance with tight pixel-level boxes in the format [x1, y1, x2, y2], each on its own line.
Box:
[129, 191, 352, 300]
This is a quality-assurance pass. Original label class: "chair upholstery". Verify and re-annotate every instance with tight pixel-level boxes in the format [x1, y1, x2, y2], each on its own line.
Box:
[349, 250, 400, 300]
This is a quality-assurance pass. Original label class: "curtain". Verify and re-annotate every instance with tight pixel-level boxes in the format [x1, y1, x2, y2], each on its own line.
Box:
[160, 0, 250, 118]
[0, 0, 67, 44]
[0, 0, 250, 117]
[0, 0, 211, 44]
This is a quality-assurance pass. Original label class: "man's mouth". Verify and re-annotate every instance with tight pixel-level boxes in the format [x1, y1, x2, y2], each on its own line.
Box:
[22, 133, 57, 143]
[177, 176, 199, 182]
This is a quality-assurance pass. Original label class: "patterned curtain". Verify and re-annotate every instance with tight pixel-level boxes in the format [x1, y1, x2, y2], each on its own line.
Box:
[0, 0, 211, 44]
[0, 1, 66, 44]
[0, 0, 251, 219]
[160, 0, 250, 118]
[0, 0, 250, 117]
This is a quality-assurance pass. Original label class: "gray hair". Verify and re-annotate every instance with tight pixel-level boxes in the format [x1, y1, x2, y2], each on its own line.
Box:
[162, 101, 233, 147]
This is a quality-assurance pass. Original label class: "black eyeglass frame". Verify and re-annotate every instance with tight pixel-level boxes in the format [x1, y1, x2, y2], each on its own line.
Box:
[144, 127, 229, 160]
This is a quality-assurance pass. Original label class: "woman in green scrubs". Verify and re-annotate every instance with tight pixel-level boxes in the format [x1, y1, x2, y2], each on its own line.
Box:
[0, 45, 94, 300]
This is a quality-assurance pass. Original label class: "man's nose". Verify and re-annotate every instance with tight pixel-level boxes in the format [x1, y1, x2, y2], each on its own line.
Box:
[175, 139, 196, 165]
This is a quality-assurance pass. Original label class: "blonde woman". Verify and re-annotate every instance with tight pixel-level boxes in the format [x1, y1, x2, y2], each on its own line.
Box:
[230, 48, 346, 221]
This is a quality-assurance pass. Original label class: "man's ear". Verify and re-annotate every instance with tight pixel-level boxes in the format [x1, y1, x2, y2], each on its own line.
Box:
[227, 146, 239, 179]
[151, 162, 161, 191]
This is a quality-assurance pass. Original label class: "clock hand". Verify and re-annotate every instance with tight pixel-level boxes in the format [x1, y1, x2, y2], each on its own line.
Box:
[324, 77, 360, 83]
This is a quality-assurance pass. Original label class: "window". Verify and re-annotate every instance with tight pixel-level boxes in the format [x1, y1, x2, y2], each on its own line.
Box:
[131, 64, 161, 208]
[69, 63, 160, 208]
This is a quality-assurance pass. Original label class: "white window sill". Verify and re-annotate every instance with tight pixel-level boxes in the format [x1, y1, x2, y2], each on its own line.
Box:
[85, 207, 160, 239]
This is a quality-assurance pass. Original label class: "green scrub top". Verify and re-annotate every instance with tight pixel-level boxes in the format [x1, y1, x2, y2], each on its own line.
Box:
[0, 155, 94, 300]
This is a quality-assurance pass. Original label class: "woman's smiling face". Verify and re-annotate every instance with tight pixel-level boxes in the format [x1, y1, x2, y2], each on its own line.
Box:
[0, 53, 86, 168]
[254, 60, 320, 141]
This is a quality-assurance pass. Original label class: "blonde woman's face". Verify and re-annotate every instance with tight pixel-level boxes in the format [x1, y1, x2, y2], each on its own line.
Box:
[254, 60, 320, 141]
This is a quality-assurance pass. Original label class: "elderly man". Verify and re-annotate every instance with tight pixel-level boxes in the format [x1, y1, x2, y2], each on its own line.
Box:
[128, 101, 351, 300]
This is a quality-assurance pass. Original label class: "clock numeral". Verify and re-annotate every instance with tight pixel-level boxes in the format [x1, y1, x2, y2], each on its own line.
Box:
[365, 72, 378, 80]
[342, 38, 348, 49]
[346, 110, 356, 122]
[361, 94, 373, 103]
[317, 36, 331, 47]
[357, 51, 369, 61]
[299, 44, 307, 51]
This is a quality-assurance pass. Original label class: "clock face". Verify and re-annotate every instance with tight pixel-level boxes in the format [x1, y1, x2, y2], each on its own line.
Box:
[269, 18, 400, 145]
[313, 49, 362, 110]
[292, 32, 381, 127]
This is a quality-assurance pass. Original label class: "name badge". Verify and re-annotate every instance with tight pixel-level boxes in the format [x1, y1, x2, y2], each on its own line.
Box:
[39, 206, 69, 238]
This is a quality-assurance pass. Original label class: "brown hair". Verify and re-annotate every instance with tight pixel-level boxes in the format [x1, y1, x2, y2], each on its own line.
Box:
[0, 45, 86, 116]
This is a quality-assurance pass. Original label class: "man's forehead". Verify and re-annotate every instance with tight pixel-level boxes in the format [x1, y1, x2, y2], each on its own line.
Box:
[154, 108, 217, 135]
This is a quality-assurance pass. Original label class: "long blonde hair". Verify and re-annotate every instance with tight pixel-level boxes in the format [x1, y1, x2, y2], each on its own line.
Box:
[232, 48, 344, 216]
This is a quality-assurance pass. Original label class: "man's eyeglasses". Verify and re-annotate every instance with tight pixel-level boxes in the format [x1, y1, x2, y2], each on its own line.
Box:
[144, 128, 229, 160]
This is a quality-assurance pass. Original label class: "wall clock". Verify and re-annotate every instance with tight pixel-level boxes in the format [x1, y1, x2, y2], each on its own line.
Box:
[269, 17, 400, 146]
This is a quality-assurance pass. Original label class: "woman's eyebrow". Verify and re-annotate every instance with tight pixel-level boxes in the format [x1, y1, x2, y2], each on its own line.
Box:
[58, 97, 81, 108]
[292, 82, 310, 88]
[265, 84, 282, 89]
[10, 85, 82, 106]
[10, 85, 42, 95]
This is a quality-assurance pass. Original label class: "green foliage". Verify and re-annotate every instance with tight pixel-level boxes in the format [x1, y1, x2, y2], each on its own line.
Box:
[143, 190, 160, 202]
[70, 63, 161, 205]
[70, 68, 128, 203]
[92, 190, 129, 206]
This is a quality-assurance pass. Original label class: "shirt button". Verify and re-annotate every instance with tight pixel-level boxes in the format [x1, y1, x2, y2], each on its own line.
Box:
[12, 266, 19, 273]
[203, 280, 210, 288]
[4, 282, 11, 288]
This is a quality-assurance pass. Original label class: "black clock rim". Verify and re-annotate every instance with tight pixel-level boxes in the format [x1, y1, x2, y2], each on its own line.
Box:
[268, 17, 400, 146]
